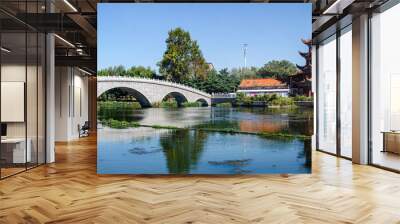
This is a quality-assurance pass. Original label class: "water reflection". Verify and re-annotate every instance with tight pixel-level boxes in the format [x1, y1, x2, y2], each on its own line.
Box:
[98, 106, 313, 135]
[160, 130, 207, 174]
[98, 127, 311, 174]
[97, 105, 313, 174]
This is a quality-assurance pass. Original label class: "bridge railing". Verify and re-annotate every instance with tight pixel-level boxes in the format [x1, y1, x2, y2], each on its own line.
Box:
[98, 76, 211, 97]
[211, 93, 237, 98]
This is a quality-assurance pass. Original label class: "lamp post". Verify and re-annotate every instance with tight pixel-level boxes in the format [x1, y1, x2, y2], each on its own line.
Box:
[243, 43, 248, 69]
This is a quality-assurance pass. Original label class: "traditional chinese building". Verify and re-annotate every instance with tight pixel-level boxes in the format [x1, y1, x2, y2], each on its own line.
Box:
[237, 78, 290, 97]
[289, 39, 312, 96]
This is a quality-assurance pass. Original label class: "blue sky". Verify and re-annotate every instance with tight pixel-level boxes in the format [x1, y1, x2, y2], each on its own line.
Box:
[98, 3, 311, 71]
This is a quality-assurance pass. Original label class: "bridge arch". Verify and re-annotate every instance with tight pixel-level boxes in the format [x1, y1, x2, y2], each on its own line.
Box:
[163, 92, 188, 106]
[97, 77, 212, 107]
[196, 98, 209, 107]
[97, 87, 152, 107]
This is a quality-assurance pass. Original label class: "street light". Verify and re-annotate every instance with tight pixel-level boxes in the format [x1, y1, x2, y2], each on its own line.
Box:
[243, 43, 248, 69]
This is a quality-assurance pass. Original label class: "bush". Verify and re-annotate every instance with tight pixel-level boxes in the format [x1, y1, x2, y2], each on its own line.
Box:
[235, 93, 295, 107]
[100, 118, 140, 129]
[161, 100, 178, 108]
[152, 100, 178, 108]
[152, 102, 161, 108]
[98, 101, 141, 109]
[292, 95, 313, 102]
[270, 96, 294, 106]
[216, 102, 232, 108]
[182, 102, 202, 107]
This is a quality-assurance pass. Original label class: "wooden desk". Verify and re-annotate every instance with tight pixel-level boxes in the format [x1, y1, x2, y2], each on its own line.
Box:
[1, 138, 31, 163]
[382, 131, 400, 154]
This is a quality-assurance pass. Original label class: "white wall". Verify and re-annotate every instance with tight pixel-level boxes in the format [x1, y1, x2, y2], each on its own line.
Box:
[1, 63, 46, 165]
[55, 67, 89, 141]
[71, 72, 89, 138]
[1, 65, 29, 138]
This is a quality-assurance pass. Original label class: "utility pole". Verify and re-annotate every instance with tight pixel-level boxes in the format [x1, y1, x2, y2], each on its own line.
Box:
[243, 43, 248, 69]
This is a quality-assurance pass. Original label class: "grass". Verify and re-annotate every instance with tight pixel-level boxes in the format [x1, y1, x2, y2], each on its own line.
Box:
[98, 101, 142, 109]
[140, 124, 184, 130]
[259, 132, 311, 140]
[195, 127, 311, 140]
[100, 119, 140, 129]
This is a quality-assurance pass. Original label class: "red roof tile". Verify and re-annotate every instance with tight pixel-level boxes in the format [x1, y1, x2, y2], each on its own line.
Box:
[239, 78, 285, 88]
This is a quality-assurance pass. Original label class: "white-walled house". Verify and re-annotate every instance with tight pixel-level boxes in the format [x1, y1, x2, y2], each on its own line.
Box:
[237, 78, 290, 97]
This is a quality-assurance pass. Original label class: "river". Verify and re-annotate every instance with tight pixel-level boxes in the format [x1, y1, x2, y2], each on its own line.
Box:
[97, 106, 313, 174]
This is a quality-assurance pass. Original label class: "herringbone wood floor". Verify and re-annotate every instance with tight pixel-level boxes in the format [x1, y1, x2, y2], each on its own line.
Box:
[1, 135, 400, 224]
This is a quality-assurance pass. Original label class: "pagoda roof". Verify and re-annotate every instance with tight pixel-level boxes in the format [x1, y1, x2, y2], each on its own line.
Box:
[301, 38, 312, 46]
[296, 64, 311, 71]
[298, 51, 311, 59]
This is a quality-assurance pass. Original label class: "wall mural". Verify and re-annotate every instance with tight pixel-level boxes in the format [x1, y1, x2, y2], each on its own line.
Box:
[97, 3, 313, 174]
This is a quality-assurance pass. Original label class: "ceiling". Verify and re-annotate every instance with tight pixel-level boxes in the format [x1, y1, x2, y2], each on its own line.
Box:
[1, 0, 390, 73]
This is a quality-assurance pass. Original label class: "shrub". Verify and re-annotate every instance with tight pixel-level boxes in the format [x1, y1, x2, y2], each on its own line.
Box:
[152, 101, 178, 108]
[98, 101, 141, 109]
[270, 96, 294, 106]
[152, 102, 161, 108]
[100, 118, 140, 129]
[216, 102, 232, 108]
[235, 93, 295, 107]
[292, 95, 313, 102]
[182, 102, 202, 107]
[161, 100, 178, 108]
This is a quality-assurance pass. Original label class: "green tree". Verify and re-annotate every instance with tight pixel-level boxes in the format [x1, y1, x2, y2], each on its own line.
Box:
[97, 65, 126, 76]
[182, 68, 240, 94]
[158, 28, 208, 82]
[98, 65, 156, 78]
[190, 40, 209, 80]
[230, 67, 258, 80]
[160, 129, 207, 174]
[257, 60, 297, 82]
[126, 66, 155, 78]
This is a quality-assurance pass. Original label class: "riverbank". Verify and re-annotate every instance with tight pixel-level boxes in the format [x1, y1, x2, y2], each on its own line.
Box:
[230, 93, 313, 108]
[99, 97, 313, 109]
[98, 101, 142, 109]
[99, 118, 311, 140]
[99, 100, 204, 109]
[97, 105, 313, 174]
[152, 101, 203, 108]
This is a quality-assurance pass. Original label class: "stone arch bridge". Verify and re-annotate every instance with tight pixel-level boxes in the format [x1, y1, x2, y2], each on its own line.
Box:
[97, 76, 211, 107]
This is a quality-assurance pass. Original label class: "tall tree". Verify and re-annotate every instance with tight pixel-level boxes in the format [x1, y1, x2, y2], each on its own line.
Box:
[158, 28, 208, 82]
[190, 40, 209, 80]
[257, 60, 297, 82]
[98, 65, 156, 78]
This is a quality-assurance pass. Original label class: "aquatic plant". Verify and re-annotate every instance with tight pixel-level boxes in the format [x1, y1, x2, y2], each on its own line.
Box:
[100, 119, 140, 129]
[99, 119, 311, 141]
[146, 125, 183, 130]
[208, 159, 252, 166]
[215, 102, 232, 108]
